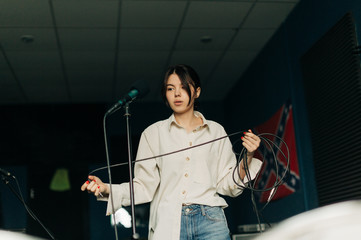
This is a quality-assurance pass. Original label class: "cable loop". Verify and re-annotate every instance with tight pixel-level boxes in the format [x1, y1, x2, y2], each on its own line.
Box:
[90, 131, 290, 198]
[90, 130, 291, 232]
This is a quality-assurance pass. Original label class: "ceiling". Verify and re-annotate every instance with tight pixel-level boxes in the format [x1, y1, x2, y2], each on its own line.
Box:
[0, 0, 299, 105]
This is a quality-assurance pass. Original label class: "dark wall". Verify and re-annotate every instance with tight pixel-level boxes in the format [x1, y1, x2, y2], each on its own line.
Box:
[0, 100, 225, 239]
[225, 0, 361, 229]
[0, 166, 27, 231]
[0, 104, 107, 238]
[3, 0, 361, 238]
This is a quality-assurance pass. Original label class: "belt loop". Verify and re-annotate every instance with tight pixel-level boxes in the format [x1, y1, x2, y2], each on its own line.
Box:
[200, 205, 205, 216]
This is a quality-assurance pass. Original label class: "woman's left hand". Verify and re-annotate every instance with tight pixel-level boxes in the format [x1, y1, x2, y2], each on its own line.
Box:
[241, 129, 261, 159]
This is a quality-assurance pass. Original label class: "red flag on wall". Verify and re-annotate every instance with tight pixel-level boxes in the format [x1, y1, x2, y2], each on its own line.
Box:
[253, 100, 300, 203]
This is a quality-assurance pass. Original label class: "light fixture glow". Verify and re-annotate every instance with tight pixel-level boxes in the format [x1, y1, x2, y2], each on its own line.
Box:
[110, 208, 132, 228]
[49, 168, 71, 191]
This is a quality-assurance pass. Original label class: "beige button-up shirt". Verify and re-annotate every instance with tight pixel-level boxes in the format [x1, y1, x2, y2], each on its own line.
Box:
[101, 112, 262, 240]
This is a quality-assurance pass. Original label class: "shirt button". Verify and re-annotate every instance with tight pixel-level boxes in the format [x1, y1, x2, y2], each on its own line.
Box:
[185, 173, 188, 177]
[182, 190, 186, 194]
[189, 142, 192, 146]
[186, 157, 190, 161]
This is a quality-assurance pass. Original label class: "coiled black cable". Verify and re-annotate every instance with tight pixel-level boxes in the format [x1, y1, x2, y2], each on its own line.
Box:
[231, 133, 290, 232]
[89, 130, 290, 234]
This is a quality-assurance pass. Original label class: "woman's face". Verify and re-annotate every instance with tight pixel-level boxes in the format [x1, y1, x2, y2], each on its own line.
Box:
[165, 73, 200, 115]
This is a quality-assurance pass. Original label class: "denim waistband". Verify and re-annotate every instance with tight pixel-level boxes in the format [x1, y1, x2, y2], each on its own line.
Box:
[182, 204, 206, 216]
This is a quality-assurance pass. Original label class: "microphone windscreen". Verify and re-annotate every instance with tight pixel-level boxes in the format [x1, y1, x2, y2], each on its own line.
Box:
[130, 80, 150, 98]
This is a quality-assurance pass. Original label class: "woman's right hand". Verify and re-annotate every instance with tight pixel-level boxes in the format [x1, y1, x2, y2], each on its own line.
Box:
[81, 175, 109, 197]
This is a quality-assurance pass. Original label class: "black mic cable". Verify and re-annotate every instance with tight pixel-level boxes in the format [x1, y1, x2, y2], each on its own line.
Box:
[231, 133, 290, 232]
[102, 113, 119, 240]
[89, 131, 289, 183]
[1, 173, 56, 239]
[88, 130, 244, 175]
[100, 80, 149, 240]
[90, 130, 290, 235]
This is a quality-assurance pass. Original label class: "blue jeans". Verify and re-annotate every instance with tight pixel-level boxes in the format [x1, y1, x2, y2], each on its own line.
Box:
[180, 204, 231, 240]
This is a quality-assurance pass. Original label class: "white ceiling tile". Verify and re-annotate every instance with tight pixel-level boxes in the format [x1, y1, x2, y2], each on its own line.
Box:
[22, 84, 69, 103]
[117, 51, 169, 73]
[63, 51, 115, 71]
[230, 29, 275, 50]
[119, 29, 177, 50]
[15, 69, 66, 86]
[183, 1, 254, 28]
[243, 2, 298, 29]
[0, 28, 58, 51]
[67, 70, 113, 86]
[169, 50, 223, 82]
[6, 51, 63, 71]
[117, 67, 164, 85]
[58, 29, 117, 51]
[176, 29, 235, 51]
[14, 69, 69, 103]
[53, 0, 119, 27]
[0, 0, 53, 27]
[121, 1, 187, 28]
[0, 0, 296, 104]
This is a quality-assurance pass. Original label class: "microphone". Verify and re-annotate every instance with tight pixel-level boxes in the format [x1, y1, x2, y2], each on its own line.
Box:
[106, 80, 150, 114]
[0, 168, 12, 177]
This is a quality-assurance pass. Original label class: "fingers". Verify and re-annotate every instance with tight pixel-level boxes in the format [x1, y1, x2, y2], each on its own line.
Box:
[81, 181, 88, 191]
[82, 179, 96, 193]
[88, 175, 95, 181]
[95, 185, 104, 197]
[80, 175, 105, 197]
[80, 177, 92, 191]
[241, 129, 260, 153]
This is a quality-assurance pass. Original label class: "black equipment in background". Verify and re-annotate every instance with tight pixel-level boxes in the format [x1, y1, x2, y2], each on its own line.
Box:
[301, 12, 361, 206]
[0, 171, 55, 240]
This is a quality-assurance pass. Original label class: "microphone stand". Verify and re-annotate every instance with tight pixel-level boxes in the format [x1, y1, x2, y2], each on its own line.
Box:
[1, 175, 55, 240]
[124, 103, 139, 240]
[102, 81, 149, 240]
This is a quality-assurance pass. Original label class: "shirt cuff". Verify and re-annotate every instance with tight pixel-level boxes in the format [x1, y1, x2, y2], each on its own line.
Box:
[239, 157, 263, 185]
[98, 183, 128, 216]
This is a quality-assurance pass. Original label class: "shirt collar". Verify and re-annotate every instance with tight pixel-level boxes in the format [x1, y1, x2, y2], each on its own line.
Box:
[167, 111, 208, 131]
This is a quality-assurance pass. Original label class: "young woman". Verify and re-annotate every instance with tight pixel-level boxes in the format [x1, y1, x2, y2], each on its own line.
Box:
[81, 64, 262, 240]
